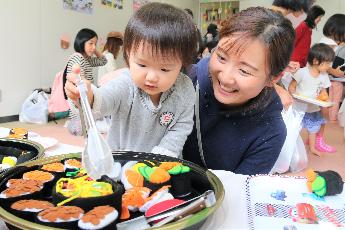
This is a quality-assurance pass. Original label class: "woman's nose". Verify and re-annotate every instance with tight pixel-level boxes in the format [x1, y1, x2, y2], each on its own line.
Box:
[219, 65, 236, 85]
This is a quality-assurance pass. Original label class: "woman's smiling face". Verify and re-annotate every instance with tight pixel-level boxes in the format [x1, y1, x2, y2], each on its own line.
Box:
[209, 36, 271, 106]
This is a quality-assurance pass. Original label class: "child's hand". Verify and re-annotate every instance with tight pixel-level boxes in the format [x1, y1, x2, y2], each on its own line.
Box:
[64, 64, 93, 106]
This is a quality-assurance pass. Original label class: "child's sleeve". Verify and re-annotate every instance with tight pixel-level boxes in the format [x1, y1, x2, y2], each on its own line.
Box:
[151, 78, 196, 158]
[89, 55, 107, 67]
[321, 74, 332, 89]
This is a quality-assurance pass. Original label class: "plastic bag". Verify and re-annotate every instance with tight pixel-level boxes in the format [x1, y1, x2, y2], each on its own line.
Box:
[19, 90, 48, 124]
[270, 104, 306, 174]
[289, 135, 308, 172]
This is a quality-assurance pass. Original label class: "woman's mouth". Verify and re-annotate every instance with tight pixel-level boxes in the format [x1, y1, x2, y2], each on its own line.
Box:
[218, 80, 238, 95]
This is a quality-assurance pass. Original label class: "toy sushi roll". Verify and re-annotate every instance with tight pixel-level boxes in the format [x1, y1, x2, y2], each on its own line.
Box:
[10, 199, 54, 221]
[36, 206, 84, 229]
[78, 205, 119, 230]
[8, 128, 28, 139]
[23, 170, 55, 197]
[0, 182, 43, 207]
[6, 179, 44, 189]
[52, 175, 124, 213]
[40, 162, 65, 182]
[160, 162, 191, 197]
[64, 158, 82, 172]
[138, 166, 171, 193]
[139, 185, 174, 212]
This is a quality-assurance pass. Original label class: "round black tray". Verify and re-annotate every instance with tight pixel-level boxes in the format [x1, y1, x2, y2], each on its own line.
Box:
[0, 151, 224, 230]
[0, 138, 45, 174]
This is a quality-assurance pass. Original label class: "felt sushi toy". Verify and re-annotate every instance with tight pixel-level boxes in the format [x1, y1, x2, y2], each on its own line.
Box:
[0, 156, 17, 170]
[41, 162, 64, 173]
[121, 161, 144, 190]
[138, 166, 171, 193]
[120, 187, 151, 220]
[8, 127, 28, 139]
[36, 206, 84, 229]
[306, 169, 344, 197]
[159, 162, 192, 197]
[6, 179, 44, 189]
[10, 199, 54, 220]
[78, 205, 119, 230]
[139, 185, 174, 212]
[22, 170, 54, 183]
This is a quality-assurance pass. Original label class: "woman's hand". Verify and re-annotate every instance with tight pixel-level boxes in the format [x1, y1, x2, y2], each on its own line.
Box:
[64, 64, 94, 106]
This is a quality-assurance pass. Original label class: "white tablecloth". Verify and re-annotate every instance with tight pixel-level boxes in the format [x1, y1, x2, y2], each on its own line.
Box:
[0, 142, 250, 229]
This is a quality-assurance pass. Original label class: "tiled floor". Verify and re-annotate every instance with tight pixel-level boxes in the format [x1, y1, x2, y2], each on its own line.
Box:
[1, 119, 345, 179]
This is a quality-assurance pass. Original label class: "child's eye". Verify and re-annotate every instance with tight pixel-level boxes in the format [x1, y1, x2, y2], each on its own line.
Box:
[137, 63, 146, 67]
[239, 69, 253, 76]
[216, 53, 226, 63]
[161, 68, 170, 72]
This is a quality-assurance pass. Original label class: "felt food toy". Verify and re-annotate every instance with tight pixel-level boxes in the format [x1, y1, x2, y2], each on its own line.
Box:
[0, 156, 18, 170]
[306, 169, 343, 197]
[139, 185, 173, 212]
[120, 187, 151, 220]
[78, 205, 119, 230]
[10, 199, 54, 221]
[23, 170, 54, 183]
[36, 206, 84, 229]
[121, 161, 144, 190]
[8, 128, 28, 139]
[7, 179, 44, 189]
[41, 162, 65, 173]
[317, 91, 329, 101]
[138, 166, 171, 193]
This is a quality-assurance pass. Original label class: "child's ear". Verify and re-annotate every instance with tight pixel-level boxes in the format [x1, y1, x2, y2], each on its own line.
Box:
[312, 58, 320, 65]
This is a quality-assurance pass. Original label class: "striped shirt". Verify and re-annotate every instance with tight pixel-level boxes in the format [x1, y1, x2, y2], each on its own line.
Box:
[66, 53, 107, 123]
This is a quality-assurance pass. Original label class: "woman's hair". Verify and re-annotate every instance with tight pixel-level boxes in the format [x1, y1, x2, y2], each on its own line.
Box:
[323, 14, 345, 43]
[74, 28, 98, 53]
[307, 43, 335, 65]
[272, 0, 313, 13]
[123, 2, 197, 68]
[219, 7, 295, 81]
[103, 37, 123, 59]
[304, 5, 325, 29]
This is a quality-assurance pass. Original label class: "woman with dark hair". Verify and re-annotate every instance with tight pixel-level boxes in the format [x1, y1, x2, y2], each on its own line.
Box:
[290, 5, 325, 67]
[64, 28, 107, 136]
[183, 7, 295, 175]
[271, 0, 314, 16]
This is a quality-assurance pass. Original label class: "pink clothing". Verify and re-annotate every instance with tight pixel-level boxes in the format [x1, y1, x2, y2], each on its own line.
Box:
[329, 81, 344, 121]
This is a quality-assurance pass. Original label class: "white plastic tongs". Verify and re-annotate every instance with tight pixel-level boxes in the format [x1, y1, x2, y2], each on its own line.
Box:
[74, 65, 114, 180]
[116, 190, 216, 230]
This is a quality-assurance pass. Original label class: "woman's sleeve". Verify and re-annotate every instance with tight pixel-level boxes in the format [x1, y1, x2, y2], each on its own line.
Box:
[234, 118, 287, 175]
[89, 55, 107, 67]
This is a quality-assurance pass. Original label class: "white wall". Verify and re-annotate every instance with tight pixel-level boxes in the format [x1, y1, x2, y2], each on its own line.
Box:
[239, 0, 345, 46]
[0, 0, 198, 117]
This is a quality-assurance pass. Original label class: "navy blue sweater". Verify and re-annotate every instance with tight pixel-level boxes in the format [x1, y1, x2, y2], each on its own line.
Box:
[183, 58, 287, 175]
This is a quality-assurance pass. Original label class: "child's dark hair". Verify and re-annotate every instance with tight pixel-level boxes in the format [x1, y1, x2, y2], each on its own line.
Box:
[74, 28, 98, 53]
[272, 0, 313, 13]
[123, 2, 197, 68]
[323, 14, 345, 44]
[219, 7, 295, 81]
[307, 43, 335, 65]
[304, 5, 325, 29]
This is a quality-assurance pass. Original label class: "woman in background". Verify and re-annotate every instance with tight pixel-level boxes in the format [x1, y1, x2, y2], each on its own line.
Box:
[98, 31, 123, 80]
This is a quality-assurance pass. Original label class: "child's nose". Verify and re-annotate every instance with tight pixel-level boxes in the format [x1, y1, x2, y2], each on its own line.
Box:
[146, 71, 158, 82]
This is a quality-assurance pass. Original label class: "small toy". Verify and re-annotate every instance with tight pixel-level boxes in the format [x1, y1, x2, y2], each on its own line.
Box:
[271, 190, 287, 201]
[306, 169, 343, 197]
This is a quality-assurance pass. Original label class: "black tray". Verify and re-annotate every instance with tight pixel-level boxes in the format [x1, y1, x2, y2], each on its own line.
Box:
[0, 138, 45, 174]
[0, 151, 224, 230]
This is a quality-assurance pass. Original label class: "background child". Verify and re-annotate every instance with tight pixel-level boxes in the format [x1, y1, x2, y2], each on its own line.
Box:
[323, 14, 345, 122]
[97, 31, 123, 80]
[289, 43, 335, 156]
[65, 3, 197, 158]
[64, 28, 107, 136]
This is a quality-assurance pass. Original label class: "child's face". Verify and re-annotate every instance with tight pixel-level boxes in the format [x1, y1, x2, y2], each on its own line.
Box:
[84, 37, 97, 57]
[128, 42, 182, 104]
[209, 37, 270, 106]
[317, 61, 332, 73]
